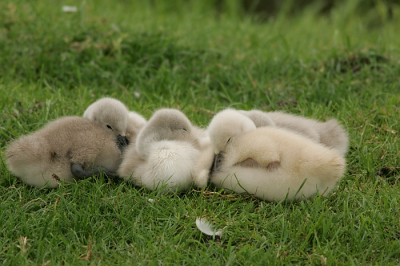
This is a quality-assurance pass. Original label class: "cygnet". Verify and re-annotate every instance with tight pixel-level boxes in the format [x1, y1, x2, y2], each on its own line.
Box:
[5, 116, 123, 188]
[207, 127, 346, 201]
[118, 109, 203, 192]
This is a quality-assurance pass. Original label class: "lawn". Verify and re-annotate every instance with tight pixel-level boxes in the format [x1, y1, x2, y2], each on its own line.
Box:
[1, 0, 400, 264]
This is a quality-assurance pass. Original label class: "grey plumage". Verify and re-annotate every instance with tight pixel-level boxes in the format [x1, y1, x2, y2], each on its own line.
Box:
[83, 97, 129, 138]
[135, 108, 199, 159]
[5, 116, 122, 188]
[240, 110, 349, 156]
[126, 111, 147, 143]
[237, 109, 276, 127]
[83, 97, 148, 150]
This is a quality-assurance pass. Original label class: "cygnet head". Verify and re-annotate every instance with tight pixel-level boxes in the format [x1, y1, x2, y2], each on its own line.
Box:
[208, 109, 256, 154]
[144, 108, 192, 140]
[135, 108, 193, 158]
[83, 97, 129, 138]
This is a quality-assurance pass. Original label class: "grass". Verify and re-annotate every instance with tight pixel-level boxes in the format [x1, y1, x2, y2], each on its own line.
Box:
[1, 0, 400, 264]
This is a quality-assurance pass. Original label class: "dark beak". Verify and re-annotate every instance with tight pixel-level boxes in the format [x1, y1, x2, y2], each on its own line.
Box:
[210, 152, 224, 174]
[117, 135, 129, 152]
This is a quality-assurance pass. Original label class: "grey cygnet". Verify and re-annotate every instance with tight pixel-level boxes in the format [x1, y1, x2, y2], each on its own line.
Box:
[6, 116, 123, 188]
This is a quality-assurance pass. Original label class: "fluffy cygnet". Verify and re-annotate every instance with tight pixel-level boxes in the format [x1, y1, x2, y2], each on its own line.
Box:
[207, 127, 346, 201]
[118, 108, 203, 192]
[240, 110, 349, 156]
[207, 109, 257, 154]
[5, 116, 122, 188]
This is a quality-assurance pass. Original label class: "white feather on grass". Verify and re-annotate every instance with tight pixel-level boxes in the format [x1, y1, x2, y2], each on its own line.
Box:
[62, 6, 77, 12]
[195, 217, 223, 237]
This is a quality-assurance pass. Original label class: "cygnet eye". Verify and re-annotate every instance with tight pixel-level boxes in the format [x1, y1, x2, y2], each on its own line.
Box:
[182, 128, 187, 132]
[227, 137, 232, 143]
[106, 125, 113, 130]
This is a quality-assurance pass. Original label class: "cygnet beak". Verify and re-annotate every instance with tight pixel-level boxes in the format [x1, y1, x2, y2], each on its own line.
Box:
[117, 135, 129, 152]
[211, 152, 223, 174]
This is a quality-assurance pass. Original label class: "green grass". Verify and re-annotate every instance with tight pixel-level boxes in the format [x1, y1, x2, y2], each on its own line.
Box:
[1, 0, 400, 264]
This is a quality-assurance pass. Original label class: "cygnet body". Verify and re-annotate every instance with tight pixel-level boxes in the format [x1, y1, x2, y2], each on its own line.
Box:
[208, 127, 346, 201]
[118, 140, 200, 192]
[240, 110, 349, 156]
[118, 108, 203, 192]
[6, 116, 122, 188]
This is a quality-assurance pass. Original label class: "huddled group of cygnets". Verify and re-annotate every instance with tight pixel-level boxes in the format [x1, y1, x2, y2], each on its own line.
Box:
[5, 97, 349, 201]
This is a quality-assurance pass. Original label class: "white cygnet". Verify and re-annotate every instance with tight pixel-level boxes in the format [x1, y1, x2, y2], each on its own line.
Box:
[5, 116, 123, 188]
[208, 127, 346, 201]
[118, 108, 203, 192]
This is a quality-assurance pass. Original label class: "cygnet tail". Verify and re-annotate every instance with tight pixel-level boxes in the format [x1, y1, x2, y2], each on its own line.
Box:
[318, 119, 349, 156]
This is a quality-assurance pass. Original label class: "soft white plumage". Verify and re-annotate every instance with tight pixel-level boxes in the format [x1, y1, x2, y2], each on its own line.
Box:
[119, 140, 200, 192]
